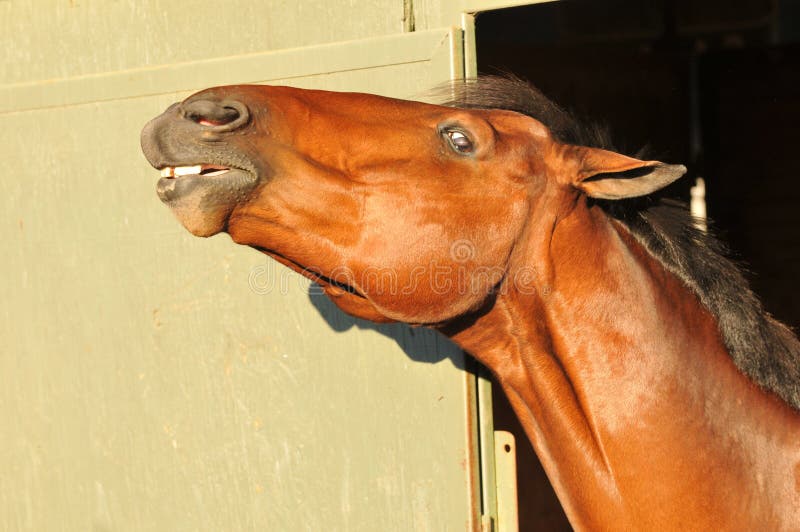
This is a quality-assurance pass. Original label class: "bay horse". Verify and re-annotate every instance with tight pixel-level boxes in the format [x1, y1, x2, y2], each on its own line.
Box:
[141, 77, 800, 530]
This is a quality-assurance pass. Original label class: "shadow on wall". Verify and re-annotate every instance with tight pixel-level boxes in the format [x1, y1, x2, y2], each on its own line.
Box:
[308, 285, 571, 530]
[306, 285, 468, 371]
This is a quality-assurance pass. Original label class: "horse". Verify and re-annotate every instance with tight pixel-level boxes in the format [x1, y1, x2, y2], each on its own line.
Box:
[141, 77, 800, 530]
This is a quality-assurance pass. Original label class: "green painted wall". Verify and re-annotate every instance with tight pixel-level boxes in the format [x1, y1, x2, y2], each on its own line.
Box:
[1, 1, 406, 84]
[0, 2, 493, 530]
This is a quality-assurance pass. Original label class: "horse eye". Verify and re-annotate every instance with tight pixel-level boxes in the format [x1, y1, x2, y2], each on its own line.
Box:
[445, 129, 474, 154]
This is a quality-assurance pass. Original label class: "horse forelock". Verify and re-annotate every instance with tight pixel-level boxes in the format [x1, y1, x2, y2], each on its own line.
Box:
[436, 75, 616, 150]
[439, 75, 800, 410]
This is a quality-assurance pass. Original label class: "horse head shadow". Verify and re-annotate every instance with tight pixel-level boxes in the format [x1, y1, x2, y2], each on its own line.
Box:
[306, 286, 468, 371]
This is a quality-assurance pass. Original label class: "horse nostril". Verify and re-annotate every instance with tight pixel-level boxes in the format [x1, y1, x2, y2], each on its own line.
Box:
[199, 108, 239, 127]
[181, 99, 249, 129]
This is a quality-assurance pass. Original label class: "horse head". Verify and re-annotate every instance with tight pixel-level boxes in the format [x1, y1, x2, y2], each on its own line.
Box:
[141, 83, 684, 326]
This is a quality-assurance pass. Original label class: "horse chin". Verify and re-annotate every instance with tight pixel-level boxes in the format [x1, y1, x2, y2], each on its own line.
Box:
[158, 185, 233, 237]
[157, 170, 257, 237]
[164, 199, 231, 237]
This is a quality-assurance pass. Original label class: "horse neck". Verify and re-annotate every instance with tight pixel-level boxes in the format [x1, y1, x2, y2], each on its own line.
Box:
[446, 200, 800, 529]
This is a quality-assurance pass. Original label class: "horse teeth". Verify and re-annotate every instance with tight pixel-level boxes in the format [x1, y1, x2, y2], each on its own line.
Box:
[174, 165, 202, 176]
[159, 165, 222, 178]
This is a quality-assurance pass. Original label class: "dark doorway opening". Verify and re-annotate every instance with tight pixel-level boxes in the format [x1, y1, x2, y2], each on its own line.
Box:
[475, 2, 800, 530]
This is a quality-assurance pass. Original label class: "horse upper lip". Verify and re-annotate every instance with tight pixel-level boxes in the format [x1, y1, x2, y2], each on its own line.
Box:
[159, 164, 231, 178]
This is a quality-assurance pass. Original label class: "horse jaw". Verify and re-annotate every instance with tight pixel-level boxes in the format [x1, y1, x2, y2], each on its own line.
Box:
[254, 246, 396, 323]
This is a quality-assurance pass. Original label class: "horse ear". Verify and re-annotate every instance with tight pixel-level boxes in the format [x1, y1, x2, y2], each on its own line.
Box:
[569, 146, 686, 200]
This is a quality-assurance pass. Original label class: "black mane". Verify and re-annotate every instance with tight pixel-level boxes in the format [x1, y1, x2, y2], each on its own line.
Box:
[441, 76, 800, 410]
